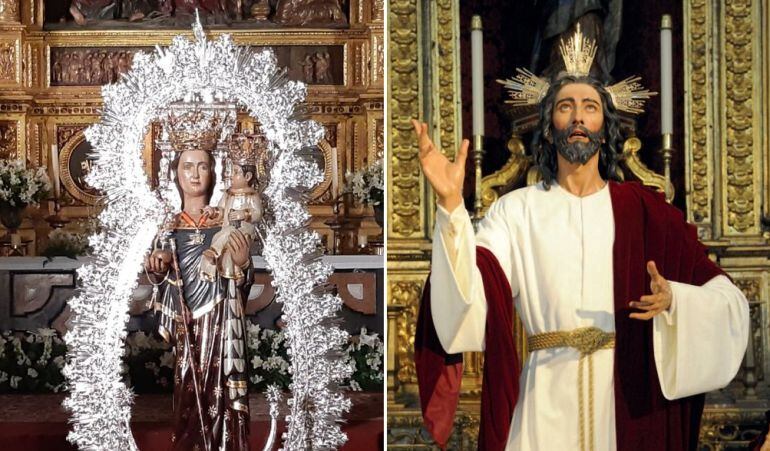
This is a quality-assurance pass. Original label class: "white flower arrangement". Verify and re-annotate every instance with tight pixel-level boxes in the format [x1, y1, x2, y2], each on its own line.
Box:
[43, 229, 93, 258]
[0, 160, 51, 207]
[344, 159, 384, 206]
[0, 326, 384, 395]
[43, 218, 100, 258]
[342, 327, 384, 391]
[0, 329, 67, 393]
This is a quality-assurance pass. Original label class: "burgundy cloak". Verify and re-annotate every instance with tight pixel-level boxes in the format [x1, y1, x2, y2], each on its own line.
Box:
[415, 181, 726, 450]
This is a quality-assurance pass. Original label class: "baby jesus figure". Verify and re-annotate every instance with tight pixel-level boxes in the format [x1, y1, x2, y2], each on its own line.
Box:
[200, 161, 262, 281]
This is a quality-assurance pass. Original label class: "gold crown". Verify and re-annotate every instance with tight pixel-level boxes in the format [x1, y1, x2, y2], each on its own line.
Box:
[498, 24, 656, 115]
[228, 129, 268, 166]
[165, 109, 225, 153]
[559, 23, 597, 77]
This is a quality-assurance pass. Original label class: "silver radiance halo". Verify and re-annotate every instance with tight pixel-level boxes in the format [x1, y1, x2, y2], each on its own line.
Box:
[63, 17, 352, 450]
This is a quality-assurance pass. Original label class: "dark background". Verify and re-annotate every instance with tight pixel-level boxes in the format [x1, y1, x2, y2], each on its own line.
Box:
[458, 1, 687, 211]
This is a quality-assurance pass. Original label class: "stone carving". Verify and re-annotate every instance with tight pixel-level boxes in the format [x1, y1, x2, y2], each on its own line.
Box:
[372, 0, 384, 21]
[301, 54, 314, 83]
[0, 0, 19, 22]
[0, 41, 15, 81]
[273, 0, 348, 27]
[299, 51, 333, 84]
[375, 118, 384, 159]
[68, 0, 119, 25]
[0, 121, 16, 160]
[48, 0, 349, 26]
[51, 48, 142, 86]
[313, 51, 332, 83]
[50, 45, 341, 87]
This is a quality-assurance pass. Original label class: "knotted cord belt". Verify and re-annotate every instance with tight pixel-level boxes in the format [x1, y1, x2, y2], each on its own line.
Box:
[528, 327, 615, 451]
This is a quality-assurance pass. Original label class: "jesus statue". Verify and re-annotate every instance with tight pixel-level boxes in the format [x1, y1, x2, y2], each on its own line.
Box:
[413, 26, 750, 451]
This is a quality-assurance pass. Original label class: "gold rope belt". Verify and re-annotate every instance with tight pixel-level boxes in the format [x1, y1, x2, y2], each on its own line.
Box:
[528, 327, 615, 451]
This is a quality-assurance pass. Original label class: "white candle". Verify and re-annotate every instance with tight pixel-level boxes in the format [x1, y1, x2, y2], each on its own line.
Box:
[50, 144, 61, 200]
[471, 15, 484, 137]
[660, 14, 673, 135]
[330, 146, 339, 196]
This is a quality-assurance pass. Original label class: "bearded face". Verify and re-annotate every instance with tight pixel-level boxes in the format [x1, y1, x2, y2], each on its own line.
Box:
[550, 82, 605, 165]
[552, 124, 604, 165]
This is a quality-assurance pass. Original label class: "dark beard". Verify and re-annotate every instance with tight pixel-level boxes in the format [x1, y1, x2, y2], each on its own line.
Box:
[553, 125, 603, 165]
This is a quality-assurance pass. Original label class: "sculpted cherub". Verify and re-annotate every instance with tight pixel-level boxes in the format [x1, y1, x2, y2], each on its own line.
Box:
[199, 133, 263, 281]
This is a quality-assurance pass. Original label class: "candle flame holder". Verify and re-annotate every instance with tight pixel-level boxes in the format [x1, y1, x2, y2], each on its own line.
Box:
[46, 198, 70, 229]
[661, 133, 675, 203]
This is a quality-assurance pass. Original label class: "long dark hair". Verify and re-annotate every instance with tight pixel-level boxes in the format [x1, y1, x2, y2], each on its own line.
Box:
[531, 75, 624, 188]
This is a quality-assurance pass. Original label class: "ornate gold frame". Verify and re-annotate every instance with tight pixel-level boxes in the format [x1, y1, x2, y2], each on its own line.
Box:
[388, 0, 770, 447]
[0, 0, 384, 253]
[0, 34, 20, 87]
[58, 128, 101, 205]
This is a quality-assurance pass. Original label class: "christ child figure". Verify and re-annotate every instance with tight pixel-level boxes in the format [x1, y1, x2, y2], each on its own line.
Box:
[200, 159, 262, 282]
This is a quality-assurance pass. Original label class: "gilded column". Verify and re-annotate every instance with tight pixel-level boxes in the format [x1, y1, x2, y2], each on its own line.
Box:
[684, 0, 714, 239]
[720, 0, 763, 237]
[686, 0, 770, 446]
[388, 0, 469, 397]
[388, 0, 425, 398]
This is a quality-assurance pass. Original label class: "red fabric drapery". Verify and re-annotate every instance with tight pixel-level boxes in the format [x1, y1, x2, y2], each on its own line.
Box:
[415, 181, 725, 450]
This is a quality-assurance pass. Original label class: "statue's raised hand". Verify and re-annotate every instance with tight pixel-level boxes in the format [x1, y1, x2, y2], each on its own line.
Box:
[412, 119, 469, 212]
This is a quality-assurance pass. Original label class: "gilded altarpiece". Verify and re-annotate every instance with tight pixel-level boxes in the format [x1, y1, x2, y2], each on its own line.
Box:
[0, 0, 384, 255]
[388, 0, 770, 448]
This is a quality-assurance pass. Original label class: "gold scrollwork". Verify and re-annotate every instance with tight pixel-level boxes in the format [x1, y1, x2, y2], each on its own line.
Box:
[311, 138, 335, 200]
[0, 119, 16, 159]
[700, 408, 767, 447]
[372, 34, 384, 85]
[0, 0, 19, 23]
[723, 0, 758, 235]
[391, 278, 424, 386]
[434, 0, 459, 162]
[389, 0, 422, 237]
[387, 410, 481, 449]
[0, 40, 17, 83]
[480, 135, 531, 213]
[58, 128, 103, 205]
[620, 137, 671, 196]
[685, 0, 712, 233]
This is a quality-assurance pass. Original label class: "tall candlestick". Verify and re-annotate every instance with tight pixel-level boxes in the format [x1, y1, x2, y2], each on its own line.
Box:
[46, 143, 70, 228]
[471, 15, 485, 226]
[50, 144, 61, 200]
[471, 15, 484, 136]
[660, 14, 673, 135]
[330, 146, 339, 196]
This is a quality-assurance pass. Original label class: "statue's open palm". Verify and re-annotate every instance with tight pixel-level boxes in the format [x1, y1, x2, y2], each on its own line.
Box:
[411, 119, 469, 211]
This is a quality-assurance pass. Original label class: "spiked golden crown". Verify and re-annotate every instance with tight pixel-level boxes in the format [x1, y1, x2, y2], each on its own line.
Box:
[497, 23, 656, 115]
[228, 129, 268, 166]
[164, 107, 228, 153]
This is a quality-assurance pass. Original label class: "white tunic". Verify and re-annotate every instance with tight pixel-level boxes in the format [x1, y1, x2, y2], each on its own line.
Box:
[430, 182, 749, 450]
